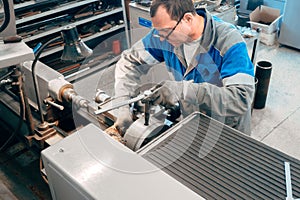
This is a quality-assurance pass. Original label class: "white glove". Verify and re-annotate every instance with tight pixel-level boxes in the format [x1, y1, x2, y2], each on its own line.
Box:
[114, 106, 133, 136]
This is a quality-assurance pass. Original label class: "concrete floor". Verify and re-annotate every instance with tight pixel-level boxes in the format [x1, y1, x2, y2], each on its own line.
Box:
[251, 43, 300, 160]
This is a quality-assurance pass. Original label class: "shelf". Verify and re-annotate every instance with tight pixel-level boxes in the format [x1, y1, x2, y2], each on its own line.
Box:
[22, 7, 123, 43]
[16, 0, 99, 25]
[64, 54, 120, 82]
[13, 0, 37, 10]
[40, 24, 125, 58]
[13, 0, 129, 75]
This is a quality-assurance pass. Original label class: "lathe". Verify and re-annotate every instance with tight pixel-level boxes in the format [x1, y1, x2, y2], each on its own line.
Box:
[1, 0, 300, 199]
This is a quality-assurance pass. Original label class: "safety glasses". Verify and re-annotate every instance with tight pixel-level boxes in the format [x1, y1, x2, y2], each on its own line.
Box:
[152, 12, 187, 41]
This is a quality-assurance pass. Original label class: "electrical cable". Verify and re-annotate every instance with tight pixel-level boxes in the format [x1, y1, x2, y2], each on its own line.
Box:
[0, 72, 26, 152]
[0, 85, 25, 152]
[0, 0, 11, 33]
[31, 36, 61, 124]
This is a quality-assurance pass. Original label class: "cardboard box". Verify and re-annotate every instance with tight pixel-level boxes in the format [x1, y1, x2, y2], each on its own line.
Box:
[260, 31, 276, 46]
[249, 5, 282, 34]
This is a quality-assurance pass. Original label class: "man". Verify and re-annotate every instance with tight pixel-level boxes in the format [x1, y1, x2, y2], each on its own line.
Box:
[105, 0, 255, 140]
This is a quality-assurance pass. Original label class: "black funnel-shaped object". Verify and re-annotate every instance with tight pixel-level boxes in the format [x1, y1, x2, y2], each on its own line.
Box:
[60, 25, 93, 62]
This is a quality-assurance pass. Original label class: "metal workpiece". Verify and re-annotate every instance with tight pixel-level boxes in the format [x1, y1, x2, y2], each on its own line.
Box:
[94, 85, 161, 115]
[124, 116, 165, 151]
[124, 102, 181, 151]
[92, 83, 181, 150]
[48, 76, 73, 102]
[61, 87, 76, 102]
[61, 87, 89, 108]
[94, 89, 111, 104]
[72, 94, 89, 109]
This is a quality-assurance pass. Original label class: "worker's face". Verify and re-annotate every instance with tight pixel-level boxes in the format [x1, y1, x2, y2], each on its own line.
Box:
[151, 6, 191, 46]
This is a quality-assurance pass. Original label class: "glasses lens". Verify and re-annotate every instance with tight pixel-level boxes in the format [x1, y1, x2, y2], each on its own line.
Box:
[152, 34, 161, 38]
[152, 12, 188, 40]
[152, 32, 168, 40]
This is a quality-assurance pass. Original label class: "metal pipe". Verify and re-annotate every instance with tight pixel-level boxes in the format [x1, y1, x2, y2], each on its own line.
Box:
[19, 67, 35, 134]
[144, 101, 150, 126]
[251, 28, 261, 65]
[253, 60, 272, 109]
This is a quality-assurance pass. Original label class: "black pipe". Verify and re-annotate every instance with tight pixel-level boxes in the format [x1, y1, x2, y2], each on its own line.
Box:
[251, 77, 258, 114]
[0, 0, 11, 33]
[251, 28, 261, 65]
[253, 61, 272, 109]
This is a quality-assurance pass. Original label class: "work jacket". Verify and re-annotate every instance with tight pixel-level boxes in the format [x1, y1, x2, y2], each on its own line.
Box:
[115, 9, 255, 135]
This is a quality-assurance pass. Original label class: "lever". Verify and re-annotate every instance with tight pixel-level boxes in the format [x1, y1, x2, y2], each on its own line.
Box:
[44, 98, 64, 111]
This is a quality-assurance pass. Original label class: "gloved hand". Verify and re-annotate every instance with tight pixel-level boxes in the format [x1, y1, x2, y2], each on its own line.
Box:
[104, 105, 133, 144]
[149, 80, 201, 117]
[180, 100, 200, 117]
[150, 80, 183, 108]
[112, 105, 133, 136]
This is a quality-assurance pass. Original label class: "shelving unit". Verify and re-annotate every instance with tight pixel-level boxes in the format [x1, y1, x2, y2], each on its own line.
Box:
[13, 0, 129, 77]
[41, 23, 125, 58]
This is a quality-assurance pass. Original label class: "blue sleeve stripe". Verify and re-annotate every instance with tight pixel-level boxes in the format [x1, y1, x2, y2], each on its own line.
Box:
[221, 42, 254, 79]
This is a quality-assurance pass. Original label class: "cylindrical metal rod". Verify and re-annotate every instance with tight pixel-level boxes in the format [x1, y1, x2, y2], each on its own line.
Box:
[251, 28, 261, 65]
[144, 101, 150, 126]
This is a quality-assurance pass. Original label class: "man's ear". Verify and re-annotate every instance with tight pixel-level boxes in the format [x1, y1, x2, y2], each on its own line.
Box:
[183, 13, 193, 23]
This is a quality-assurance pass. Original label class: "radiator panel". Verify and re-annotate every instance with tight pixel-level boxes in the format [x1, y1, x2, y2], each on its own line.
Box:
[141, 112, 300, 199]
